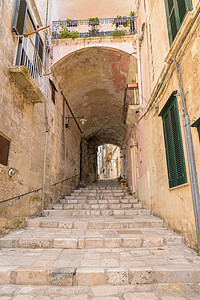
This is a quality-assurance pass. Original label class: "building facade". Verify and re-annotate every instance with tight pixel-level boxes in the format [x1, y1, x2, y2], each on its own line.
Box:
[124, 0, 200, 249]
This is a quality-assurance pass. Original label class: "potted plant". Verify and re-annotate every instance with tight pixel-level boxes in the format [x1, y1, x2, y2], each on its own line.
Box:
[114, 15, 127, 27]
[66, 18, 78, 27]
[89, 17, 99, 26]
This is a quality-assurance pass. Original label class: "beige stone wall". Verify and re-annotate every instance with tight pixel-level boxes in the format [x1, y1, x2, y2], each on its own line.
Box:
[0, 0, 81, 235]
[133, 0, 200, 249]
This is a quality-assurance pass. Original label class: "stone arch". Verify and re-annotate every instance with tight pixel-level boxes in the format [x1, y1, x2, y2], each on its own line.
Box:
[52, 46, 137, 182]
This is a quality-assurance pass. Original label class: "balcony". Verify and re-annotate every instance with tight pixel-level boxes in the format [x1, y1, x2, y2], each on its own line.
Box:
[9, 36, 46, 103]
[123, 83, 140, 124]
[52, 17, 137, 40]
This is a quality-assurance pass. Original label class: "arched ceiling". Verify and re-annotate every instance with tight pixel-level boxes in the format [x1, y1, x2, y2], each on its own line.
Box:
[52, 46, 137, 147]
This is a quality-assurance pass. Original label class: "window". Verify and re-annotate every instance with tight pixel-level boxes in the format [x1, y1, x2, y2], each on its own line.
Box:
[191, 118, 200, 142]
[0, 134, 10, 166]
[49, 79, 58, 105]
[164, 0, 193, 44]
[13, 0, 44, 72]
[159, 92, 187, 188]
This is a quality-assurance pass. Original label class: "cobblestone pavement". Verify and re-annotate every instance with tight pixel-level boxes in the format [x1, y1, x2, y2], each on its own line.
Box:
[0, 284, 200, 299]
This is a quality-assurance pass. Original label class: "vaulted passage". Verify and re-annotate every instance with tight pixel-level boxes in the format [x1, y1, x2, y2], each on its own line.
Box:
[52, 47, 137, 182]
[53, 47, 137, 147]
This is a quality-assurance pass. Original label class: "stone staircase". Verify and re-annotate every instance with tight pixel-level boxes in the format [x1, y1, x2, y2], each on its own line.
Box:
[0, 179, 200, 299]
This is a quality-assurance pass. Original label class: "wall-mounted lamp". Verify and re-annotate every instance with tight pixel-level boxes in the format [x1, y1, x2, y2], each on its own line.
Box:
[65, 116, 87, 128]
[130, 142, 138, 149]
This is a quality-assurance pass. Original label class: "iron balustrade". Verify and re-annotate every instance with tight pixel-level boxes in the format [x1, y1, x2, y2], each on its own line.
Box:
[0, 174, 80, 205]
[52, 17, 137, 39]
[15, 36, 46, 93]
[124, 87, 139, 109]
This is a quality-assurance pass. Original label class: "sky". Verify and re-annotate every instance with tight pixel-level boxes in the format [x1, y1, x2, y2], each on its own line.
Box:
[52, 0, 135, 20]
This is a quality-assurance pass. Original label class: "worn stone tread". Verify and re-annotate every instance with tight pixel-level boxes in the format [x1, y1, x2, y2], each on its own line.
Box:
[0, 284, 200, 299]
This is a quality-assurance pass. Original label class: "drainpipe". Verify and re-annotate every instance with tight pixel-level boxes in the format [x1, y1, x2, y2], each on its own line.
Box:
[135, 0, 143, 108]
[174, 55, 200, 253]
[173, 4, 200, 253]
[41, 0, 49, 213]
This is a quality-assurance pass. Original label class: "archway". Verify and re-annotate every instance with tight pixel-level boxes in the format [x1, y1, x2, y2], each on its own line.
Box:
[52, 46, 138, 183]
[97, 144, 121, 179]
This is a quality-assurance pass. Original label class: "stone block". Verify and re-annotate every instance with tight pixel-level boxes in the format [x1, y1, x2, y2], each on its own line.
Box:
[122, 238, 142, 248]
[18, 238, 52, 248]
[143, 237, 164, 247]
[53, 238, 78, 249]
[40, 221, 58, 228]
[58, 221, 73, 229]
[107, 268, 129, 285]
[91, 285, 118, 296]
[15, 269, 48, 285]
[105, 238, 121, 248]
[129, 268, 153, 284]
[0, 238, 18, 248]
[124, 292, 158, 300]
[75, 268, 105, 286]
[49, 268, 75, 286]
[85, 239, 104, 248]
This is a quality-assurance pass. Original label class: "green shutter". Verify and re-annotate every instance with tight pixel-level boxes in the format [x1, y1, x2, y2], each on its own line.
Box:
[164, 0, 193, 45]
[162, 96, 187, 188]
[12, 0, 28, 35]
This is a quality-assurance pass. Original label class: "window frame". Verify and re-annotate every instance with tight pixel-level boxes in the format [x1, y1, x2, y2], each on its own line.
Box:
[13, 0, 44, 67]
[0, 134, 11, 166]
[164, 0, 193, 45]
[159, 91, 187, 188]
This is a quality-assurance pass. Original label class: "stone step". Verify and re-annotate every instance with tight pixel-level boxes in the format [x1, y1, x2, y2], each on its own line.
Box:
[53, 202, 143, 210]
[27, 216, 164, 229]
[64, 196, 138, 202]
[1, 267, 200, 286]
[60, 198, 139, 204]
[43, 209, 150, 217]
[1, 283, 200, 298]
[0, 228, 184, 249]
[72, 190, 128, 193]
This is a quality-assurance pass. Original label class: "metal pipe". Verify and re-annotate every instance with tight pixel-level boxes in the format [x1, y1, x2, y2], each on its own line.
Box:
[41, 0, 49, 213]
[61, 92, 83, 134]
[62, 97, 65, 146]
[174, 55, 200, 253]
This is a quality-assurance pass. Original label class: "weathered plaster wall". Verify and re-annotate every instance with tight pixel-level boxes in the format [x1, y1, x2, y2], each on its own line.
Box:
[135, 0, 200, 249]
[0, 0, 81, 235]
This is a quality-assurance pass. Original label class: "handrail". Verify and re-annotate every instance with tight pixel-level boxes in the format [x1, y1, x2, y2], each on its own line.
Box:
[0, 174, 80, 205]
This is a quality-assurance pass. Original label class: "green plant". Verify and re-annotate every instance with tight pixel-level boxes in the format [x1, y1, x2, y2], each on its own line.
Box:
[70, 31, 79, 39]
[130, 11, 135, 17]
[111, 29, 126, 38]
[89, 17, 99, 22]
[14, 217, 26, 229]
[117, 175, 123, 182]
[30, 196, 41, 203]
[59, 25, 79, 39]
[89, 28, 100, 37]
[67, 18, 72, 24]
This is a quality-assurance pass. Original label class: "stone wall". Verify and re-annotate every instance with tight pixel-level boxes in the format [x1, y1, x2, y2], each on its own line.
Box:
[0, 0, 81, 235]
[132, 0, 200, 249]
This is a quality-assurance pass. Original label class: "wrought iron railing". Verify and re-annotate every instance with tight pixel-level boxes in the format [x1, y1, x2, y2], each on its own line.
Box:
[15, 36, 46, 93]
[0, 174, 80, 205]
[124, 84, 139, 109]
[52, 17, 137, 39]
